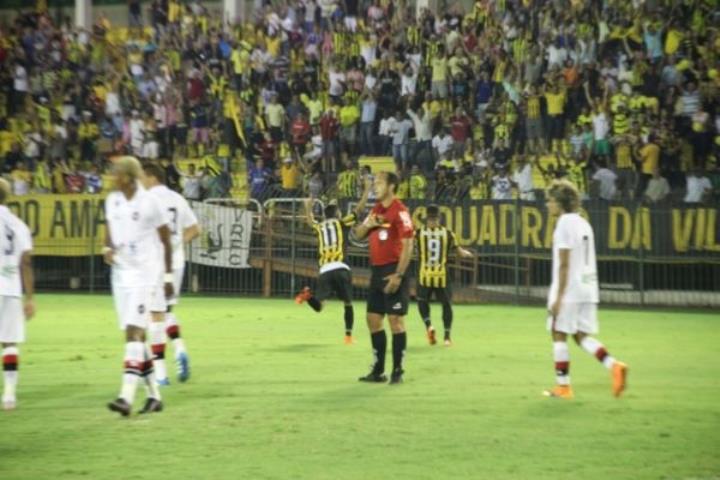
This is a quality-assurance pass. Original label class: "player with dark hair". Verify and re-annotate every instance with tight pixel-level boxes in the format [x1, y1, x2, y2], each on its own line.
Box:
[352, 171, 414, 384]
[142, 163, 200, 385]
[0, 178, 35, 411]
[415, 204, 474, 346]
[296, 179, 371, 344]
[544, 179, 628, 399]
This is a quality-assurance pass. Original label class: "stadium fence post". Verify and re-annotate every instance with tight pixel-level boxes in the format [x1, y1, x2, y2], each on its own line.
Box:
[89, 201, 95, 293]
[290, 199, 297, 297]
[638, 203, 645, 307]
[513, 197, 520, 304]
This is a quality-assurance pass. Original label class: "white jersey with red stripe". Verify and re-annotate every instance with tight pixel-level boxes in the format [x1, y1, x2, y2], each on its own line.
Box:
[148, 184, 198, 267]
[106, 185, 168, 288]
[0, 205, 33, 298]
[548, 212, 599, 307]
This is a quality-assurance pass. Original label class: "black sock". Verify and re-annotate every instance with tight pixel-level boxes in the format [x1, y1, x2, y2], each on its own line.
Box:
[418, 301, 431, 329]
[308, 296, 322, 312]
[370, 330, 387, 374]
[392, 332, 406, 372]
[442, 302, 453, 337]
[344, 305, 353, 335]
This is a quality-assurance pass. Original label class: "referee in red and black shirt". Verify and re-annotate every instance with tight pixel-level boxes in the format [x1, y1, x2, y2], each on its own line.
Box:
[353, 171, 415, 384]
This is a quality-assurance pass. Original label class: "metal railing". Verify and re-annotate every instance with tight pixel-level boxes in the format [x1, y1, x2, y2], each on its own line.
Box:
[14, 194, 720, 308]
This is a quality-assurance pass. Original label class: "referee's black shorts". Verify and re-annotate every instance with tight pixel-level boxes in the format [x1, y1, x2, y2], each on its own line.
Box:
[416, 283, 452, 304]
[316, 268, 353, 303]
[367, 263, 410, 316]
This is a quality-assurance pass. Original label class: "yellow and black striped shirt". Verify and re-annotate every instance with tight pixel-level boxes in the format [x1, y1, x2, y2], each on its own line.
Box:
[337, 169, 359, 199]
[416, 226, 457, 288]
[313, 214, 357, 267]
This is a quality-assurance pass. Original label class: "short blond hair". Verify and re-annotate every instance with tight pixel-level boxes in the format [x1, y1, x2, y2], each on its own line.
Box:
[547, 179, 580, 213]
[0, 178, 10, 204]
[113, 155, 142, 180]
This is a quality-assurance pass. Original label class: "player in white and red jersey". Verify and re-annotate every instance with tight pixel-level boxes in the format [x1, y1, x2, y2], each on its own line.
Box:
[544, 180, 628, 400]
[0, 178, 35, 411]
[142, 163, 200, 385]
[104, 156, 174, 416]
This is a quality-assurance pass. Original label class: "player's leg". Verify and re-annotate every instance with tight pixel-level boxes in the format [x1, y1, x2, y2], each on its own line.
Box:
[108, 288, 156, 416]
[387, 274, 410, 384]
[438, 286, 453, 345]
[335, 270, 354, 344]
[543, 305, 576, 399]
[573, 304, 628, 397]
[166, 267, 190, 382]
[296, 273, 326, 312]
[149, 277, 170, 385]
[416, 285, 436, 345]
[0, 297, 24, 410]
[358, 311, 387, 382]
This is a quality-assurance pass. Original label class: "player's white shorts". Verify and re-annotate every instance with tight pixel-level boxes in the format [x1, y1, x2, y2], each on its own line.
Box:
[0, 296, 25, 343]
[547, 302, 598, 335]
[149, 266, 185, 310]
[113, 285, 152, 330]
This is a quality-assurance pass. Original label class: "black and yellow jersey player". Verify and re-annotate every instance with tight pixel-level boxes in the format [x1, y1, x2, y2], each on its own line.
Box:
[296, 180, 371, 344]
[415, 204, 474, 346]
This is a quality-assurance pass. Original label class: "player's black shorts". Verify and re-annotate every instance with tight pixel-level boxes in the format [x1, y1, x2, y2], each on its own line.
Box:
[316, 268, 353, 303]
[367, 263, 410, 316]
[416, 283, 452, 304]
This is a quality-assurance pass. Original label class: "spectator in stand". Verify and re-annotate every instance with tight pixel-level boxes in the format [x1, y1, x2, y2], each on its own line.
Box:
[249, 158, 273, 201]
[319, 108, 339, 173]
[84, 164, 103, 194]
[290, 112, 312, 156]
[10, 161, 31, 195]
[644, 169, 671, 205]
[408, 165, 426, 200]
[491, 167, 514, 201]
[636, 135, 661, 200]
[512, 155, 535, 201]
[182, 163, 203, 201]
[683, 168, 712, 205]
[359, 92, 377, 155]
[339, 99, 360, 156]
[592, 158, 619, 202]
[389, 109, 413, 170]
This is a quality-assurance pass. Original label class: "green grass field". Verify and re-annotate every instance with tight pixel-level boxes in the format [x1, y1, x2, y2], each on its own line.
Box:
[1, 294, 719, 480]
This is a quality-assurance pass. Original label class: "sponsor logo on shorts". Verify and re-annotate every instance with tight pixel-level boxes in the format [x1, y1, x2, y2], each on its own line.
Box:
[392, 302, 402, 310]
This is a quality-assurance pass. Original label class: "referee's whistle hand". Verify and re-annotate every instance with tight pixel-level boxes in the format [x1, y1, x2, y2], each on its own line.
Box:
[383, 274, 401, 294]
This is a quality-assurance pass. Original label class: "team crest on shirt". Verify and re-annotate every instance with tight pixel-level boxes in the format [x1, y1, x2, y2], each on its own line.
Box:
[379, 229, 388, 241]
[132, 212, 140, 221]
[138, 304, 145, 314]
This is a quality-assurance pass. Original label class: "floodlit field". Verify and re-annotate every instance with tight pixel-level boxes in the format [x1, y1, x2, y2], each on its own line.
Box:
[1, 295, 719, 480]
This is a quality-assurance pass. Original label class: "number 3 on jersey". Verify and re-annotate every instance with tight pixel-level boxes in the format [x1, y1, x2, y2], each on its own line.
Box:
[3, 225, 14, 255]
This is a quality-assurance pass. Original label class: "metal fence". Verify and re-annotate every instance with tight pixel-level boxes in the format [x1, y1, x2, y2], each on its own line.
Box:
[12, 195, 720, 308]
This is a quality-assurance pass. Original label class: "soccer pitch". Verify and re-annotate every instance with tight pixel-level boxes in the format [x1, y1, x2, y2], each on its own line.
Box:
[2, 295, 718, 480]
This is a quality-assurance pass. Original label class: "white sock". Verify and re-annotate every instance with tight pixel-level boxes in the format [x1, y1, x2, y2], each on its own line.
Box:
[2, 346, 19, 401]
[149, 321, 168, 381]
[553, 341, 570, 386]
[142, 344, 162, 401]
[120, 342, 144, 405]
[166, 312, 187, 357]
[580, 337, 616, 370]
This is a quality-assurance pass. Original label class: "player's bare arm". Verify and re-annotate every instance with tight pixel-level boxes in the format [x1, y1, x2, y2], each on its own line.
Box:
[384, 237, 413, 294]
[550, 248, 570, 317]
[304, 198, 316, 227]
[352, 177, 372, 217]
[456, 246, 475, 258]
[158, 225, 175, 299]
[103, 230, 114, 265]
[353, 213, 383, 240]
[183, 224, 201, 244]
[20, 251, 34, 319]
